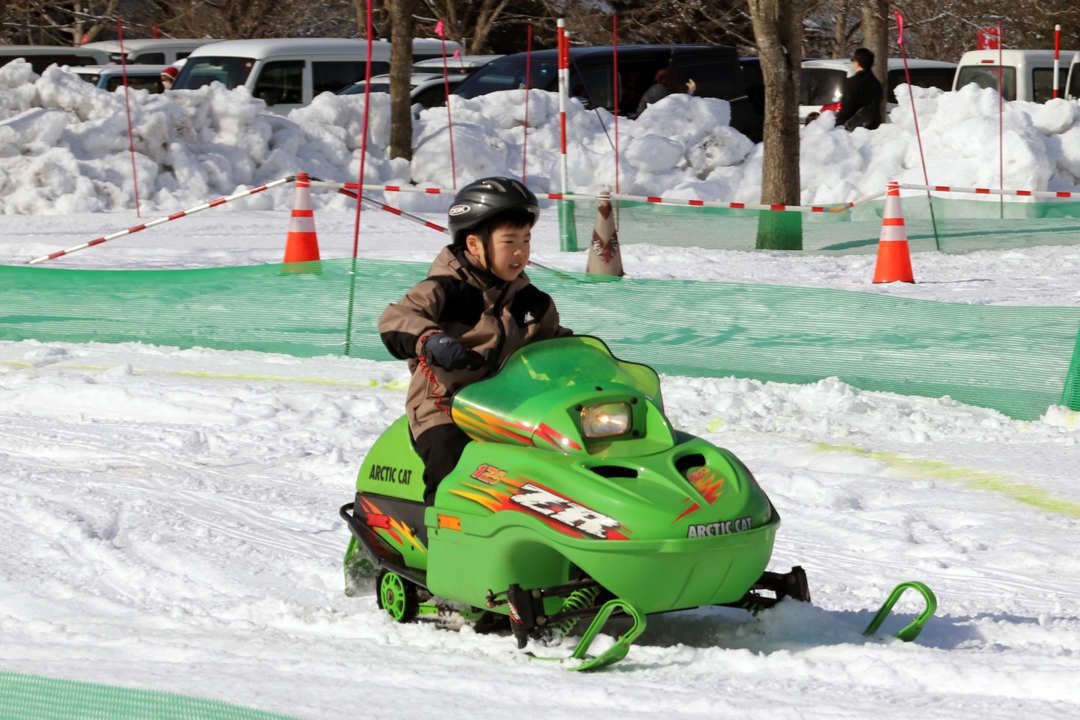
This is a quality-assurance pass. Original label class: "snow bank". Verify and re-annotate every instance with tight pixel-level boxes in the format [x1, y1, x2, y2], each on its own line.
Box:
[4, 57, 1080, 215]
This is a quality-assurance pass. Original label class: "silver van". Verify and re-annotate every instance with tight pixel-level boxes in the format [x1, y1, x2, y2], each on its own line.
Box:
[173, 38, 393, 114]
[0, 45, 109, 74]
[954, 49, 1078, 102]
[81, 38, 219, 66]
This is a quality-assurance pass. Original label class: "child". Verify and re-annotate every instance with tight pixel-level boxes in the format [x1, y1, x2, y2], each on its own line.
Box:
[379, 177, 573, 505]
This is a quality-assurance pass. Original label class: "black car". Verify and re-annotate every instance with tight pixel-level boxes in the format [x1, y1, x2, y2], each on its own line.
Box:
[452, 45, 762, 142]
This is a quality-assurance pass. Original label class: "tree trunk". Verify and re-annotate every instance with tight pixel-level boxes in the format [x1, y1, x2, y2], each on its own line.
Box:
[832, 0, 848, 59]
[389, 0, 416, 161]
[470, 0, 511, 55]
[862, 1, 889, 124]
[748, 0, 805, 250]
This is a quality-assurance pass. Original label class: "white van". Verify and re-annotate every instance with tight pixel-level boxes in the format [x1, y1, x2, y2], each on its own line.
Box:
[1065, 53, 1080, 100]
[954, 49, 1078, 102]
[81, 38, 219, 66]
[800, 57, 957, 122]
[0, 45, 109, 74]
[173, 38, 393, 114]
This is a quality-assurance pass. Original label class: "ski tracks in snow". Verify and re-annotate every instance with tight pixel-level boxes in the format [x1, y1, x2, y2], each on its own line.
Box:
[1, 341, 1080, 718]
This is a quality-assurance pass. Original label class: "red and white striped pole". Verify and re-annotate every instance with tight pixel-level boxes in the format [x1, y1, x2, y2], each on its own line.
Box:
[999, 21, 1004, 219]
[117, 17, 140, 218]
[523, 24, 532, 184]
[1054, 25, 1061, 99]
[27, 177, 295, 265]
[350, 1, 375, 260]
[436, 20, 457, 189]
[613, 16, 619, 197]
[336, 187, 449, 234]
[557, 18, 569, 196]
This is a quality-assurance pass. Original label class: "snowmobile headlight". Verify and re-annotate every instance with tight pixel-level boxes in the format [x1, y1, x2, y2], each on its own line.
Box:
[581, 402, 632, 439]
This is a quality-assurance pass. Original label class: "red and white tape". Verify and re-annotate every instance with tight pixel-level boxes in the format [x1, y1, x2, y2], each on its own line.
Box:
[334, 187, 448, 233]
[898, 183, 1080, 199]
[27, 177, 295, 265]
[316, 181, 874, 215]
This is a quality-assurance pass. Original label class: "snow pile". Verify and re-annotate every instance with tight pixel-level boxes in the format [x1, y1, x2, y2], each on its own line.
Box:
[0, 60, 410, 214]
[5, 57, 1080, 215]
[796, 83, 1080, 204]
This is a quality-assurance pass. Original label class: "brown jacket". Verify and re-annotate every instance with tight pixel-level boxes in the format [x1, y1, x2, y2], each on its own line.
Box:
[379, 246, 572, 436]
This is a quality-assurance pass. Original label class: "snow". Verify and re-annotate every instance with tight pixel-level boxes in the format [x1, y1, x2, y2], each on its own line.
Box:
[6, 58, 1080, 216]
[2, 56, 1080, 720]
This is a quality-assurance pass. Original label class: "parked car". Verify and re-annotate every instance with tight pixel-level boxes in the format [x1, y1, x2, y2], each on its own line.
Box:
[71, 64, 171, 93]
[410, 54, 501, 76]
[81, 38, 219, 66]
[739, 57, 765, 137]
[800, 57, 957, 122]
[410, 38, 464, 63]
[173, 38, 393, 114]
[338, 55, 501, 112]
[0, 45, 109, 74]
[1068, 53, 1080, 100]
[954, 49, 1078, 103]
[452, 45, 761, 141]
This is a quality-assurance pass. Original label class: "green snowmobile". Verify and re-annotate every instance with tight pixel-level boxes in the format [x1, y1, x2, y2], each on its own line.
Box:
[340, 336, 932, 670]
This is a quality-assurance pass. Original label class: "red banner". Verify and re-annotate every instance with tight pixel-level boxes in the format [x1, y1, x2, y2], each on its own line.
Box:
[978, 28, 1001, 50]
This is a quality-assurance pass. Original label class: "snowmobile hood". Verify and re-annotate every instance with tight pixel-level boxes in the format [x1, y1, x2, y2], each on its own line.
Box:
[450, 336, 674, 458]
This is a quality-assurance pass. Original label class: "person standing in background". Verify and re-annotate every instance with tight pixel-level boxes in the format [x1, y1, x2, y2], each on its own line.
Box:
[634, 67, 696, 116]
[161, 66, 178, 90]
[835, 47, 884, 131]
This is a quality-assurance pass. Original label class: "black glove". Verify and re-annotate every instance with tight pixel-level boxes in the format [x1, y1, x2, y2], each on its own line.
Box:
[425, 333, 485, 371]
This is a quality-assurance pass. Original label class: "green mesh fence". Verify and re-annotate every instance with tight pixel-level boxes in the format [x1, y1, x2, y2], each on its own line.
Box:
[1, 258, 1079, 421]
[562, 196, 1080, 254]
[0, 671, 300, 720]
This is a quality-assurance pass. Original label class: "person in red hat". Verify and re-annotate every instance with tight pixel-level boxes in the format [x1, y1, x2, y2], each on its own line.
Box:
[161, 66, 179, 90]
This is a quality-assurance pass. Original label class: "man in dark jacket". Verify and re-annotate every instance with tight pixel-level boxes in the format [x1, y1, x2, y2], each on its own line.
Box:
[835, 47, 884, 131]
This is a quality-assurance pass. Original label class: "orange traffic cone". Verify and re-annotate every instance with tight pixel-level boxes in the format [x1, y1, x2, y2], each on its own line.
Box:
[872, 181, 914, 284]
[586, 192, 624, 276]
[283, 172, 321, 269]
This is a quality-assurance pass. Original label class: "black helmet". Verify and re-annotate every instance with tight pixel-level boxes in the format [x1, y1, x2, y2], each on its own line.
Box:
[447, 177, 540, 246]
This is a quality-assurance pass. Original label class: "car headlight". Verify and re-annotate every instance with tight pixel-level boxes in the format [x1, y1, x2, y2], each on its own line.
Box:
[581, 402, 632, 439]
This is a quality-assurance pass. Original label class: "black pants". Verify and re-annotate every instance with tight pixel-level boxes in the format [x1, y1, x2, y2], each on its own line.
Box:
[412, 424, 473, 505]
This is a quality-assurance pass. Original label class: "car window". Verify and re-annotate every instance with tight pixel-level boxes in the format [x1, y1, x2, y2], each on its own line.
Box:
[614, 58, 667, 114]
[886, 68, 955, 103]
[673, 56, 740, 100]
[1070, 66, 1080, 99]
[413, 82, 448, 109]
[313, 61, 368, 95]
[570, 64, 614, 110]
[175, 56, 255, 90]
[105, 75, 165, 93]
[5, 54, 99, 74]
[1032, 67, 1069, 103]
[955, 65, 1016, 101]
[454, 57, 557, 99]
[741, 60, 765, 113]
[177, 52, 191, 60]
[131, 52, 165, 64]
[800, 68, 847, 105]
[76, 73, 100, 85]
[253, 60, 305, 105]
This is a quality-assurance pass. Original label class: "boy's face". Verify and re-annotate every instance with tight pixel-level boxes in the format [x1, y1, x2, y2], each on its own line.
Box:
[466, 224, 531, 282]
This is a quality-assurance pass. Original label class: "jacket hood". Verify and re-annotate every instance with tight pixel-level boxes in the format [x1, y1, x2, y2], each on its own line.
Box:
[428, 244, 530, 292]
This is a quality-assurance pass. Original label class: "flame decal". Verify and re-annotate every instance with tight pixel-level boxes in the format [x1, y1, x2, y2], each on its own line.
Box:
[534, 422, 584, 451]
[451, 408, 584, 452]
[687, 467, 724, 505]
[452, 407, 534, 446]
[360, 497, 427, 555]
[450, 473, 628, 540]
